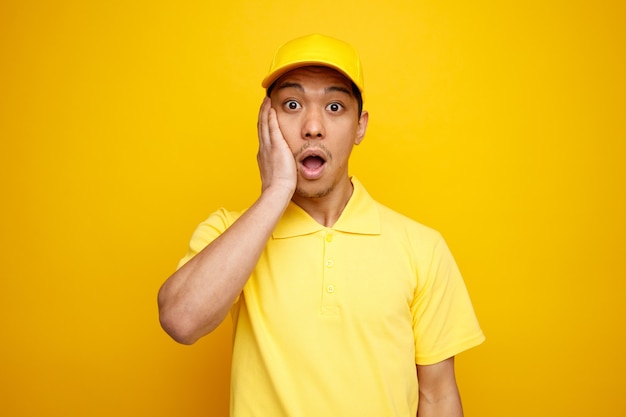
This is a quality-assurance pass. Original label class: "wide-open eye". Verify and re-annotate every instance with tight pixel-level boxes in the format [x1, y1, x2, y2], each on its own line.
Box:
[285, 100, 301, 110]
[326, 102, 343, 112]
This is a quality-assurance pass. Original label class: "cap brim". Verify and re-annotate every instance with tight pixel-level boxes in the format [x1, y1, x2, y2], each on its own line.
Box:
[262, 60, 362, 92]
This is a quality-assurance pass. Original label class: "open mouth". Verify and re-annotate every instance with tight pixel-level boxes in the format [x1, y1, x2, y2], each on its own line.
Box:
[298, 151, 327, 180]
[302, 155, 325, 170]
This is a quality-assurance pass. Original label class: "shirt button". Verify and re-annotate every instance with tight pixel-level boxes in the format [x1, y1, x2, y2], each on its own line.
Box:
[326, 234, 333, 242]
[327, 285, 335, 293]
[325, 260, 334, 268]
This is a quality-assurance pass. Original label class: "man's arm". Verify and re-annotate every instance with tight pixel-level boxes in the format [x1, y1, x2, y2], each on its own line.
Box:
[157, 97, 295, 345]
[416, 357, 463, 417]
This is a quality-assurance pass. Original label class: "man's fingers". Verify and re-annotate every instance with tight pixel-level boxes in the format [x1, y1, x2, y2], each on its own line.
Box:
[258, 97, 271, 147]
[259, 97, 287, 149]
[267, 106, 284, 146]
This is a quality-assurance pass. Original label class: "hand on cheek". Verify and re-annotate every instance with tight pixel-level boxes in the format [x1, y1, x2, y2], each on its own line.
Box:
[257, 97, 297, 195]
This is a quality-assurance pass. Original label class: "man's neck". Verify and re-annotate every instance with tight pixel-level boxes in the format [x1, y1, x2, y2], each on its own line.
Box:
[291, 177, 354, 228]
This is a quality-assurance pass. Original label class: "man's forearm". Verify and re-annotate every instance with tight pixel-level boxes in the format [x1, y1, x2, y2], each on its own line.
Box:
[157, 186, 292, 344]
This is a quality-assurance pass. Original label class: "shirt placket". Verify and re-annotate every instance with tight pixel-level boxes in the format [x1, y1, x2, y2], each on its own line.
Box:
[321, 229, 339, 316]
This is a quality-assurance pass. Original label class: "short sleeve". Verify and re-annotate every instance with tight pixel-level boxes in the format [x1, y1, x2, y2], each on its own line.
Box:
[176, 208, 241, 269]
[411, 237, 485, 365]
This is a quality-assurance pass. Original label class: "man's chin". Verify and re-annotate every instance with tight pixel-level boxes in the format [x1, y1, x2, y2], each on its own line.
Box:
[295, 184, 334, 199]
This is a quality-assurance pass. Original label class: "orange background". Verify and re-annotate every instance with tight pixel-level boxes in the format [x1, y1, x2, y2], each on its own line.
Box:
[1, 1, 625, 416]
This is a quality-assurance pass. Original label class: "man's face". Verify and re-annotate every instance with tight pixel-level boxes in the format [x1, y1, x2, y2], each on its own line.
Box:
[269, 66, 368, 200]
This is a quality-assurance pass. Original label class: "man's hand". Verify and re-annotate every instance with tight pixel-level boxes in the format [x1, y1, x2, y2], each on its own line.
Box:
[158, 100, 298, 345]
[257, 97, 297, 196]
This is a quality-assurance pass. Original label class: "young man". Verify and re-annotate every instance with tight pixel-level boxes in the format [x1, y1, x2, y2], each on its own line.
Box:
[158, 34, 484, 416]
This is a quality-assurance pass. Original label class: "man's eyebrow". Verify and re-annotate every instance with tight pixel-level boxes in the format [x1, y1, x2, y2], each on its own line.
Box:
[325, 85, 352, 96]
[275, 82, 353, 96]
[275, 81, 304, 92]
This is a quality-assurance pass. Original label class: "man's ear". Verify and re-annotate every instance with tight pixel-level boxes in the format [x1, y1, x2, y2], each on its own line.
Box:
[354, 110, 369, 145]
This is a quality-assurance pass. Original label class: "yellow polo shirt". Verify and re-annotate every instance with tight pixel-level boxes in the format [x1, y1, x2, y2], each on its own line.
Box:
[179, 177, 484, 417]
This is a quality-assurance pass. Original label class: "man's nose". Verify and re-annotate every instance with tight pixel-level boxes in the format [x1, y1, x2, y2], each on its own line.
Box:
[302, 109, 325, 139]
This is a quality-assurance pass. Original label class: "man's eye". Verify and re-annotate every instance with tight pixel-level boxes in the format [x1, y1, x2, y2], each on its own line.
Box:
[327, 103, 343, 112]
[285, 100, 301, 110]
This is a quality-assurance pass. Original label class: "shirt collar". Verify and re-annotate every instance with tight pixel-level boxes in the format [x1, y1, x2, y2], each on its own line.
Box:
[272, 177, 381, 239]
